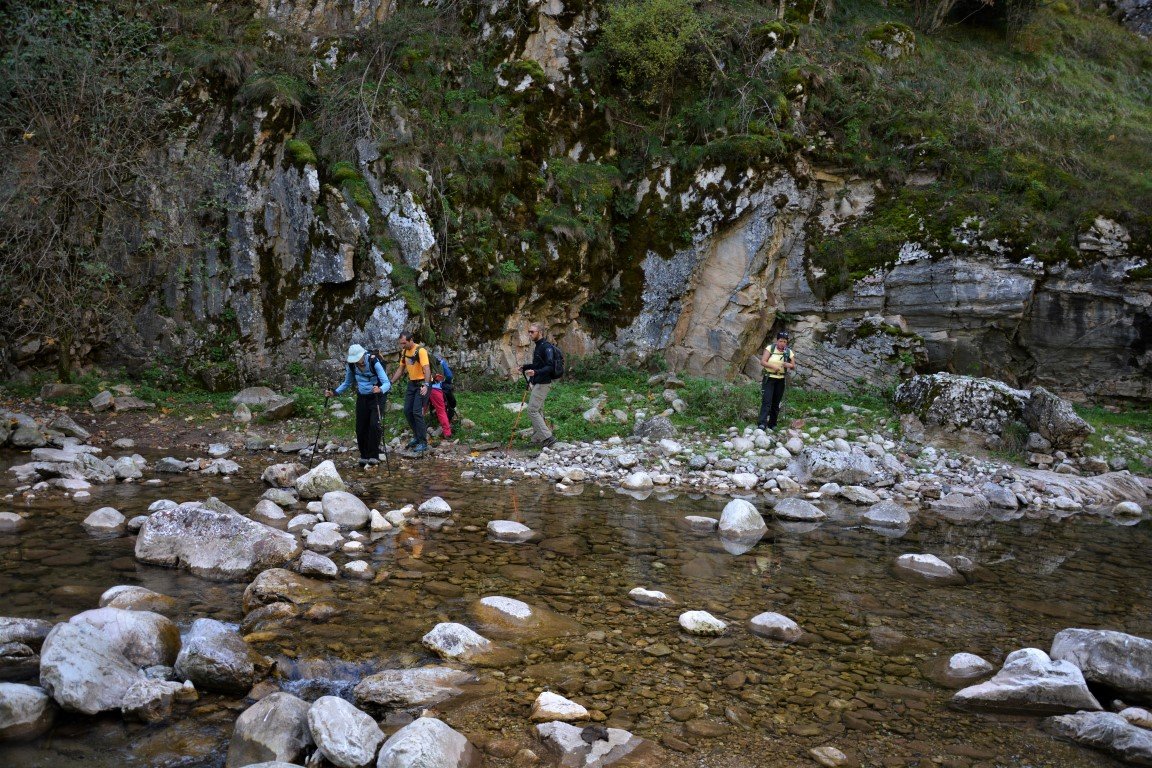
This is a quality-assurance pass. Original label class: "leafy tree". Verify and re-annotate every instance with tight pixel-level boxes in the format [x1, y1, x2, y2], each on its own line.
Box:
[598, 0, 709, 111]
[0, 1, 174, 380]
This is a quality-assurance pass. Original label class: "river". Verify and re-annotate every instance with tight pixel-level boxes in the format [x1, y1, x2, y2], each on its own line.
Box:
[1, 450, 1147, 767]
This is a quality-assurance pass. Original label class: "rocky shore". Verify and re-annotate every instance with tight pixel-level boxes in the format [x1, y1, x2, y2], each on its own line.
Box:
[1, 372, 1151, 767]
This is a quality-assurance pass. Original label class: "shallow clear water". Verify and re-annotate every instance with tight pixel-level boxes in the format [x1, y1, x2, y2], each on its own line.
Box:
[1, 448, 1147, 768]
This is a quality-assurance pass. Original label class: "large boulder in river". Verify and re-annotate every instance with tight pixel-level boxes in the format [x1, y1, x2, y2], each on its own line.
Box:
[952, 648, 1102, 715]
[788, 447, 876, 485]
[717, 499, 767, 537]
[175, 618, 266, 694]
[225, 692, 313, 768]
[68, 607, 180, 668]
[353, 667, 478, 714]
[307, 695, 385, 768]
[0, 682, 56, 741]
[135, 502, 300, 580]
[1044, 711, 1152, 766]
[1024, 387, 1094, 452]
[39, 622, 144, 714]
[295, 460, 345, 499]
[376, 717, 481, 768]
[1050, 628, 1152, 696]
[772, 497, 826, 521]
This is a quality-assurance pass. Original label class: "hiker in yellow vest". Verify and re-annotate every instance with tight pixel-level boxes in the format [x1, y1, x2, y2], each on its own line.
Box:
[390, 331, 431, 454]
[758, 330, 796, 430]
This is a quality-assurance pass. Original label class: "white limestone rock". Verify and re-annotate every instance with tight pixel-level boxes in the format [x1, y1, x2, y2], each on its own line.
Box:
[748, 612, 803, 643]
[353, 667, 477, 713]
[892, 554, 965, 585]
[307, 695, 384, 768]
[421, 623, 493, 661]
[418, 496, 452, 516]
[0, 682, 56, 741]
[487, 520, 534, 543]
[376, 717, 481, 768]
[953, 648, 1102, 714]
[678, 611, 727, 636]
[628, 588, 674, 606]
[772, 497, 826, 521]
[717, 499, 767, 537]
[321, 491, 371, 528]
[294, 460, 345, 500]
[225, 692, 313, 768]
[1050, 628, 1152, 696]
[531, 691, 588, 722]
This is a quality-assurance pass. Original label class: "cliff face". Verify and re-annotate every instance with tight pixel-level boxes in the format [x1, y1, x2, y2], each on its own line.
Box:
[2, 0, 1149, 402]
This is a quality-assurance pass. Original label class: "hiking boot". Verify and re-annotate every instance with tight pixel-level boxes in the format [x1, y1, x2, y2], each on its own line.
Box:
[412, 443, 428, 454]
[406, 438, 419, 449]
[366, 458, 380, 465]
[357, 458, 370, 466]
[541, 436, 557, 449]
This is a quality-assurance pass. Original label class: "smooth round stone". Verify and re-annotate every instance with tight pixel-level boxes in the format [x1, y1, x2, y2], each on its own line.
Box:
[629, 588, 674, 606]
[748, 612, 803, 643]
[487, 520, 533, 543]
[83, 507, 126, 533]
[417, 496, 452, 516]
[948, 652, 995, 680]
[342, 561, 374, 580]
[0, 513, 26, 533]
[678, 611, 727, 636]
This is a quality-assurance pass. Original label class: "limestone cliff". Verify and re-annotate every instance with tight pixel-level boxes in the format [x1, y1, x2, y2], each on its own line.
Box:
[1, 0, 1148, 402]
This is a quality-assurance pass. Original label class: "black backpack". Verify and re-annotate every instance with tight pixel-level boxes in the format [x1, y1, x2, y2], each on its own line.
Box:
[545, 342, 565, 378]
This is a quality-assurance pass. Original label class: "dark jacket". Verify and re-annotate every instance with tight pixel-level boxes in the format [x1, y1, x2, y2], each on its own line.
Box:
[521, 339, 557, 385]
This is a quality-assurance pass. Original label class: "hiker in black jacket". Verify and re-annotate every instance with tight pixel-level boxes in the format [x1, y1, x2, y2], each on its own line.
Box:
[520, 322, 557, 448]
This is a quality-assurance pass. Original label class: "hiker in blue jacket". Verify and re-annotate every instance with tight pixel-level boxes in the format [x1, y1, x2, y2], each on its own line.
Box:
[325, 344, 390, 465]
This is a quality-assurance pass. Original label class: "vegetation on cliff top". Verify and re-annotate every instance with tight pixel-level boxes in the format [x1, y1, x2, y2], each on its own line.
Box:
[1, 0, 1148, 380]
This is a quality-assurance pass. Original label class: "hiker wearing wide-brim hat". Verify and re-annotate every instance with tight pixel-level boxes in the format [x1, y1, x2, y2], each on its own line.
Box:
[325, 343, 390, 465]
[758, 330, 796, 431]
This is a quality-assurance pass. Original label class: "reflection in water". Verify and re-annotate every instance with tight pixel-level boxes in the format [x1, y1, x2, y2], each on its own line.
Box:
[0, 449, 1147, 767]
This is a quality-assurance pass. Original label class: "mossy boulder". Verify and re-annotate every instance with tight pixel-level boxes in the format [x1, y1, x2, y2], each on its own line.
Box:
[865, 22, 916, 61]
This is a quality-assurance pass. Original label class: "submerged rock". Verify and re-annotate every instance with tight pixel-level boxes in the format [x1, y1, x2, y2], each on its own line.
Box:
[892, 554, 964, 585]
[748, 612, 803, 643]
[353, 667, 477, 713]
[678, 611, 727, 636]
[0, 682, 56, 741]
[772, 497, 826, 521]
[486, 520, 533, 543]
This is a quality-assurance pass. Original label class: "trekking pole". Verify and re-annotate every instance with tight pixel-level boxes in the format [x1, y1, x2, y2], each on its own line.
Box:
[307, 394, 331, 471]
[506, 373, 531, 451]
[377, 392, 392, 472]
